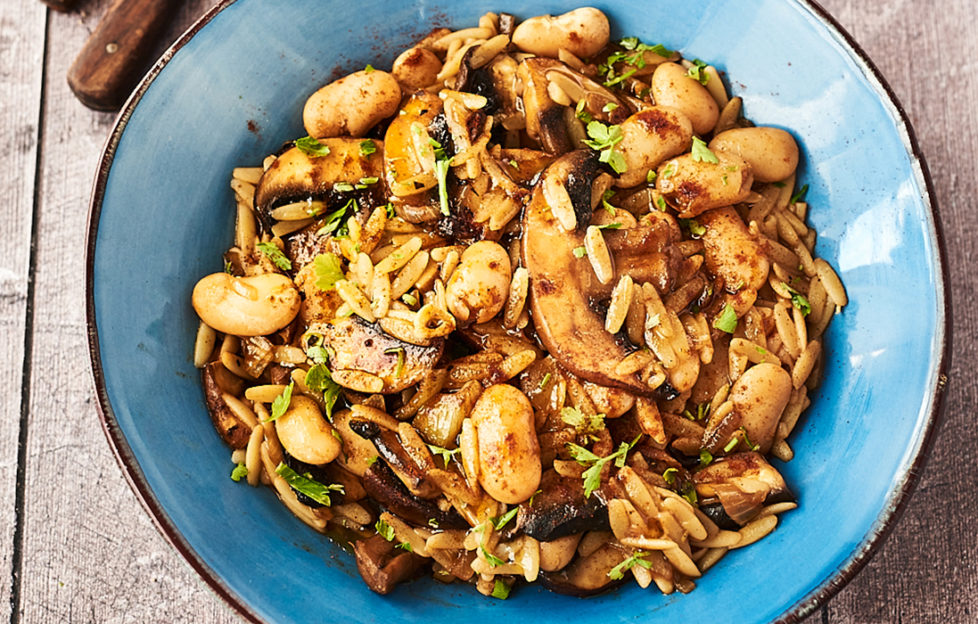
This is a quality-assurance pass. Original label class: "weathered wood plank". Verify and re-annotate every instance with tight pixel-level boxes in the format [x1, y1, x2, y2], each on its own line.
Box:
[818, 0, 978, 621]
[16, 1, 241, 622]
[0, 1, 47, 622]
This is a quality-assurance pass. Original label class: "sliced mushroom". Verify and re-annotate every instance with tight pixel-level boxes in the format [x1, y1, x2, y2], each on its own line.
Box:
[517, 58, 573, 154]
[353, 533, 426, 595]
[694, 452, 794, 526]
[361, 460, 467, 528]
[538, 542, 627, 596]
[312, 316, 444, 394]
[383, 91, 445, 222]
[516, 470, 609, 541]
[522, 150, 679, 394]
[202, 362, 250, 449]
[254, 138, 386, 232]
[348, 418, 440, 499]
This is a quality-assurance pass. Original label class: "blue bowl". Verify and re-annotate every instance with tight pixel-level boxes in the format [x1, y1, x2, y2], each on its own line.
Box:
[86, 0, 949, 622]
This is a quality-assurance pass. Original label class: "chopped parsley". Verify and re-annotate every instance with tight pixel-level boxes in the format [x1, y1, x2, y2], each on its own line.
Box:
[646, 169, 657, 184]
[256, 242, 292, 271]
[583, 121, 627, 174]
[679, 218, 706, 238]
[538, 372, 552, 389]
[575, 98, 593, 123]
[356, 176, 379, 188]
[655, 195, 667, 211]
[713, 304, 738, 334]
[490, 507, 519, 531]
[363, 64, 375, 73]
[274, 462, 343, 506]
[662, 467, 678, 485]
[566, 435, 642, 498]
[316, 200, 354, 237]
[366, 455, 379, 467]
[264, 381, 294, 422]
[304, 364, 341, 420]
[739, 426, 760, 451]
[784, 283, 812, 316]
[427, 444, 460, 467]
[661, 162, 676, 179]
[333, 181, 355, 193]
[699, 449, 713, 468]
[491, 579, 511, 599]
[596, 222, 623, 230]
[690, 136, 719, 164]
[401, 292, 418, 306]
[375, 518, 395, 541]
[608, 551, 653, 580]
[312, 252, 344, 291]
[434, 157, 451, 216]
[295, 136, 330, 157]
[561, 406, 606, 435]
[680, 481, 698, 505]
[395, 542, 413, 552]
[790, 184, 810, 204]
[601, 189, 617, 216]
[384, 202, 396, 219]
[480, 545, 505, 567]
[685, 59, 710, 85]
[602, 102, 619, 113]
[573, 246, 587, 258]
[230, 463, 248, 482]
[603, 67, 637, 87]
[384, 346, 405, 377]
[359, 139, 377, 157]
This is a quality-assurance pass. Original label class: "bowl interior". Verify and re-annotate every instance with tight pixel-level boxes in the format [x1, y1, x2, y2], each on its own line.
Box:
[89, 0, 945, 622]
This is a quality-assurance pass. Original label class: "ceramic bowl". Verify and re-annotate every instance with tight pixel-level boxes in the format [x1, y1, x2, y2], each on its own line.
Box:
[86, 0, 949, 622]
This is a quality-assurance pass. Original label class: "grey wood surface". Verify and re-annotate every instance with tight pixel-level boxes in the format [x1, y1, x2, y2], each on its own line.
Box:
[0, 0, 973, 622]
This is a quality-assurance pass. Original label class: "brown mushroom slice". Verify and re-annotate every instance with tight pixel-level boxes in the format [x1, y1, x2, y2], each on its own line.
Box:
[382, 91, 444, 215]
[361, 460, 467, 529]
[541, 62, 631, 125]
[353, 533, 426, 595]
[516, 470, 610, 541]
[202, 362, 250, 449]
[522, 150, 675, 394]
[348, 418, 440, 500]
[313, 316, 444, 394]
[694, 452, 794, 527]
[254, 138, 386, 231]
[518, 58, 574, 154]
[538, 542, 628, 596]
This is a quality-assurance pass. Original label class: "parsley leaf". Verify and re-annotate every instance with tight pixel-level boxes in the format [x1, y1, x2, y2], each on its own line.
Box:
[434, 158, 451, 216]
[690, 136, 719, 164]
[491, 579, 511, 599]
[265, 381, 294, 422]
[583, 121, 627, 174]
[686, 59, 710, 85]
[596, 222, 623, 230]
[304, 364, 341, 420]
[256, 242, 292, 271]
[561, 406, 606, 435]
[295, 136, 330, 157]
[395, 542, 413, 552]
[427, 444, 459, 468]
[315, 199, 355, 237]
[538, 372, 552, 389]
[601, 189, 617, 216]
[375, 518, 395, 541]
[275, 462, 343, 506]
[480, 545, 506, 567]
[363, 64, 375, 73]
[566, 435, 642, 498]
[491, 507, 519, 531]
[602, 102, 619, 113]
[359, 139, 377, 156]
[573, 246, 587, 258]
[699, 449, 713, 468]
[679, 218, 706, 238]
[713, 304, 738, 333]
[662, 467, 678, 484]
[230, 463, 248, 482]
[646, 169, 657, 184]
[312, 253, 344, 291]
[384, 346, 405, 377]
[655, 195, 667, 211]
[790, 184, 809, 204]
[681, 482, 698, 505]
[608, 551, 653, 580]
[784, 283, 812, 316]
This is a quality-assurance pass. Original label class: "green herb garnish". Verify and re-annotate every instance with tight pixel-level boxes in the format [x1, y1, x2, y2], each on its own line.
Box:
[375, 518, 395, 541]
[583, 121, 627, 174]
[384, 346, 405, 377]
[491, 507, 519, 531]
[713, 304, 738, 334]
[256, 242, 292, 271]
[690, 136, 719, 164]
[790, 184, 809, 204]
[230, 463, 248, 482]
[686, 59, 710, 85]
[561, 407, 606, 435]
[359, 139, 377, 156]
[312, 252, 344, 291]
[566, 435, 642, 498]
[699, 449, 713, 468]
[265, 381, 294, 422]
[608, 551, 653, 580]
[275, 462, 343, 506]
[304, 364, 341, 420]
[427, 444, 460, 467]
[572, 246, 587, 258]
[662, 467, 678, 484]
[480, 545, 505, 567]
[491, 579, 511, 599]
[784, 283, 812, 316]
[295, 136, 330, 157]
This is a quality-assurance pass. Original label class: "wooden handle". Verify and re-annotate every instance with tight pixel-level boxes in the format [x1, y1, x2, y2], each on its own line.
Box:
[67, 0, 178, 111]
[38, 0, 78, 12]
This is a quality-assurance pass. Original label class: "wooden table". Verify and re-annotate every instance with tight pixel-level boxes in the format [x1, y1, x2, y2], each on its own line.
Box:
[1, 0, 973, 621]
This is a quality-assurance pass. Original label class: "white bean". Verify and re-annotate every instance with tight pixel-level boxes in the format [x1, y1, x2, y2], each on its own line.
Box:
[192, 272, 300, 337]
[446, 241, 511, 323]
[470, 384, 541, 504]
[512, 8, 610, 59]
[303, 69, 401, 138]
[651, 62, 719, 135]
[274, 395, 342, 465]
[710, 127, 800, 184]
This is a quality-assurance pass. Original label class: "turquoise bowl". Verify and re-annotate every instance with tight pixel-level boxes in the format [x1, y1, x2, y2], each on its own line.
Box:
[86, 0, 949, 622]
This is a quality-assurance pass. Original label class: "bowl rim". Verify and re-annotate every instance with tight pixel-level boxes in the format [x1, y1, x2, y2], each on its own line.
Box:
[84, 1, 951, 622]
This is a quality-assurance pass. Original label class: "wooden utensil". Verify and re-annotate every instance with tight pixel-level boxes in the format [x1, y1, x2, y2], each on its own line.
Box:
[67, 0, 180, 111]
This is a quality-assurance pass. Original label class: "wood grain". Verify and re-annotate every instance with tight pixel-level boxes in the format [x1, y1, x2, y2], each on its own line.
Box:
[0, 2, 47, 622]
[2, 0, 975, 622]
[14, 1, 237, 622]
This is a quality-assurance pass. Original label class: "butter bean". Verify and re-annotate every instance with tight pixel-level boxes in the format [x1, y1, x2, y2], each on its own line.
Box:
[275, 395, 342, 465]
[651, 62, 719, 135]
[730, 363, 792, 453]
[512, 8, 609, 59]
[392, 47, 442, 91]
[615, 106, 692, 188]
[470, 384, 541, 504]
[446, 241, 511, 324]
[192, 272, 300, 337]
[303, 69, 401, 138]
[709, 127, 799, 183]
[656, 151, 753, 218]
[699, 207, 770, 294]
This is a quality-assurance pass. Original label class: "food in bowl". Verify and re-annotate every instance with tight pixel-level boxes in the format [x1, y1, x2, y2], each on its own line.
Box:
[190, 7, 847, 599]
